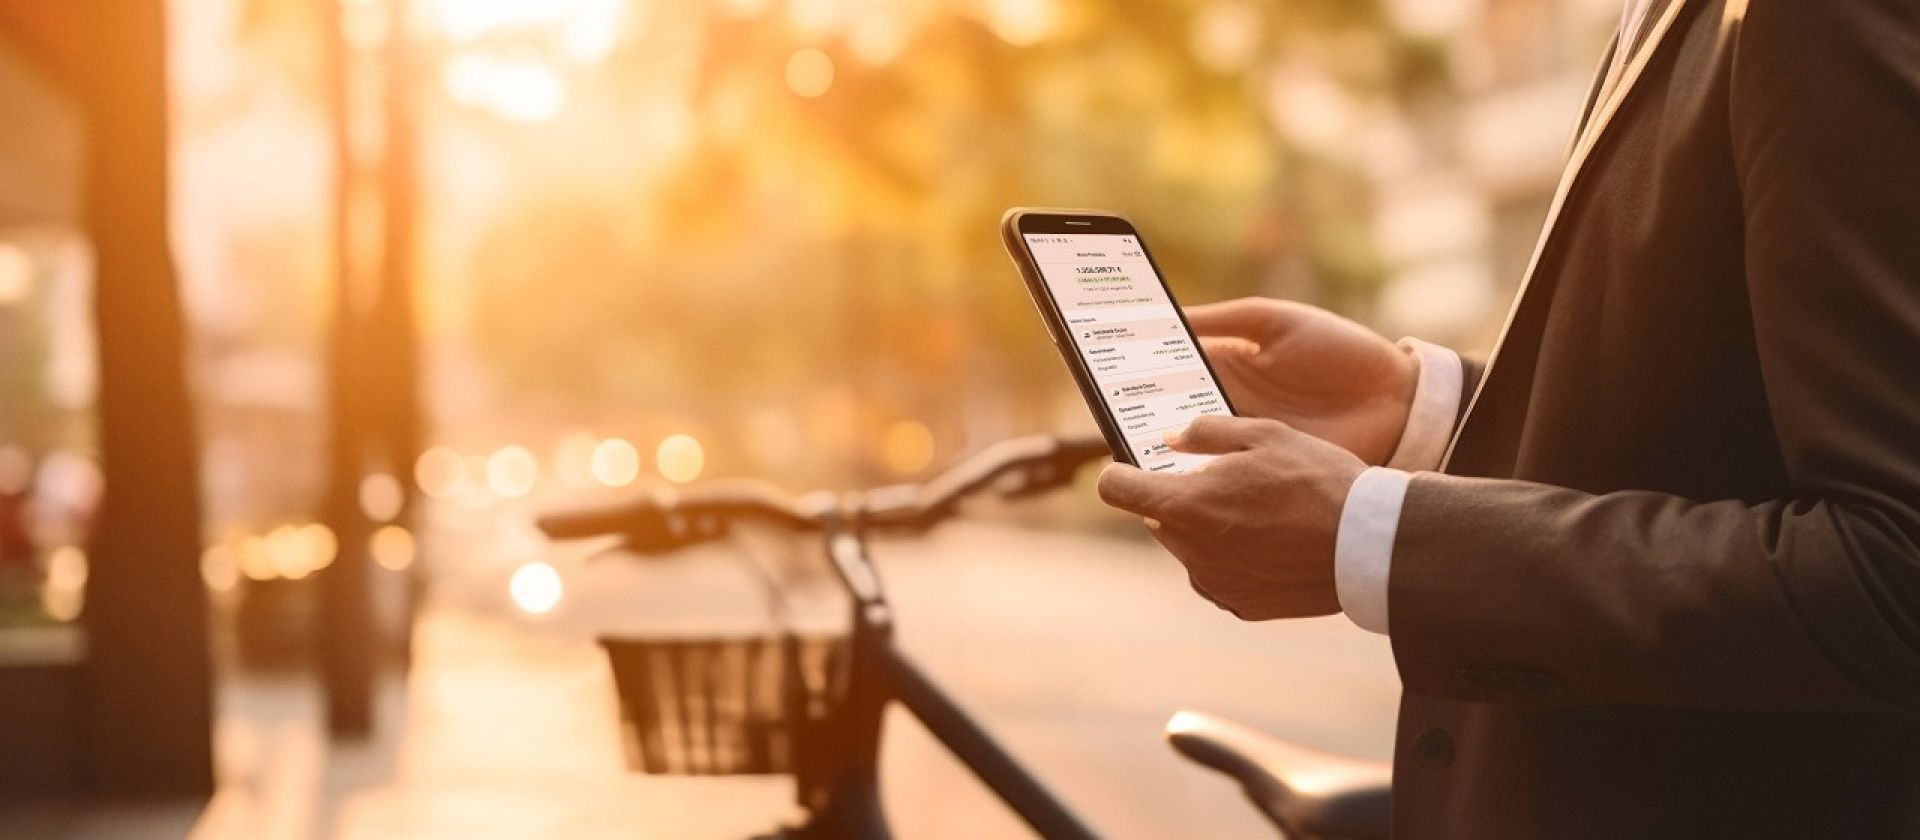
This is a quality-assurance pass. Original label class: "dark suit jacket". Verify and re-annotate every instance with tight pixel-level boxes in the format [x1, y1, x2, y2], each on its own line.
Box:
[1388, 0, 1920, 836]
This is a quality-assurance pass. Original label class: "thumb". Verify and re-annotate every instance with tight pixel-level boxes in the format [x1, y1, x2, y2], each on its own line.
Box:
[1167, 414, 1286, 455]
[1184, 298, 1292, 342]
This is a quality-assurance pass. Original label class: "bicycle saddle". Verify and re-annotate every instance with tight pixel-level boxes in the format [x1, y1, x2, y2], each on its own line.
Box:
[1165, 710, 1392, 840]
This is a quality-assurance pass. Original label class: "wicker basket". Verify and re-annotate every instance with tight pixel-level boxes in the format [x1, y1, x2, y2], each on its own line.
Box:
[598, 634, 849, 775]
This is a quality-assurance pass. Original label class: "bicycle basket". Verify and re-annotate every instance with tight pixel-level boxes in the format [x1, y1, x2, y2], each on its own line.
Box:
[599, 634, 849, 775]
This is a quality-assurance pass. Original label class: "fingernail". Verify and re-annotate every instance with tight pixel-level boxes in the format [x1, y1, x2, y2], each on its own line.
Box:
[1143, 517, 1162, 530]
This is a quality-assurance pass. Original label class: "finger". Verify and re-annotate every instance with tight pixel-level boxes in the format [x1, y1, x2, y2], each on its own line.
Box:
[1184, 298, 1291, 341]
[1095, 463, 1182, 519]
[1197, 334, 1259, 361]
[1168, 415, 1285, 454]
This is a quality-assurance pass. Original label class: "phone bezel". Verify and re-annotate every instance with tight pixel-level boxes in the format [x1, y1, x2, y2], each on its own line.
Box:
[999, 207, 1238, 469]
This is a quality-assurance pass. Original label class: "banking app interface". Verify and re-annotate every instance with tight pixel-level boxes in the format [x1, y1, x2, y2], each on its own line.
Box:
[1025, 231, 1229, 473]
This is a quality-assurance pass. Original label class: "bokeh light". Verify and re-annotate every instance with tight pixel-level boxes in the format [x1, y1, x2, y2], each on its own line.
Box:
[239, 536, 275, 582]
[655, 434, 705, 484]
[45, 545, 88, 592]
[300, 522, 339, 572]
[785, 48, 835, 98]
[371, 525, 416, 572]
[41, 546, 88, 621]
[359, 471, 405, 522]
[984, 0, 1059, 46]
[1190, 2, 1262, 74]
[882, 419, 936, 475]
[509, 561, 563, 615]
[590, 437, 641, 487]
[266, 525, 311, 580]
[201, 544, 239, 593]
[486, 445, 540, 498]
[415, 446, 466, 499]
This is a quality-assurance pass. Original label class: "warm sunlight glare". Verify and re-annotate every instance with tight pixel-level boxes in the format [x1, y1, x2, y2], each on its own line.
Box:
[427, 0, 570, 42]
[655, 434, 705, 484]
[723, 0, 773, 18]
[491, 58, 568, 122]
[442, 54, 568, 122]
[510, 561, 564, 615]
[560, 0, 623, 62]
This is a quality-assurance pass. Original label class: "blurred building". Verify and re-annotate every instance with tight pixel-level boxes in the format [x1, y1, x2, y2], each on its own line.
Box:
[1368, 0, 1619, 351]
[0, 25, 102, 800]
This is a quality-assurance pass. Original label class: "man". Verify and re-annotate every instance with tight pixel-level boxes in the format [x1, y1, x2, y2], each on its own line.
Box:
[1097, 0, 1920, 835]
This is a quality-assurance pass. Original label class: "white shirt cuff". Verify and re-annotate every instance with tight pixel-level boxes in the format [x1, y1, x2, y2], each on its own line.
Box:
[1335, 466, 1411, 635]
[1386, 338, 1464, 472]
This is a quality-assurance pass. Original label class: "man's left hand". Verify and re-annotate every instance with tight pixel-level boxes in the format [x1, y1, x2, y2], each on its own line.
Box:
[1096, 415, 1366, 620]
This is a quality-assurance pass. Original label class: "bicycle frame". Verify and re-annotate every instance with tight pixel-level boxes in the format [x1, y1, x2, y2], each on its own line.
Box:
[787, 510, 1099, 840]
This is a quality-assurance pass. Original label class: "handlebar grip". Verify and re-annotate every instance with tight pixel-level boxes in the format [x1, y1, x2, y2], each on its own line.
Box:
[861, 433, 1111, 529]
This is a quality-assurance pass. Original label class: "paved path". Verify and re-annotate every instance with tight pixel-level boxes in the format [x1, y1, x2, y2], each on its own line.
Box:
[351, 513, 1394, 838]
[180, 509, 1400, 839]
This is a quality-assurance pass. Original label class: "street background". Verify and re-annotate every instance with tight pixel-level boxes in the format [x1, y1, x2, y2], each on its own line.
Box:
[0, 0, 1618, 835]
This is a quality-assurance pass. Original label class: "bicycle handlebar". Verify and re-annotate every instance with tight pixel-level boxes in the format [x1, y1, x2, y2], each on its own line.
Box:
[536, 433, 1111, 553]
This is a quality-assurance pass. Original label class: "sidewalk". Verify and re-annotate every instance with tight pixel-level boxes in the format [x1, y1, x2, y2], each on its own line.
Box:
[188, 519, 1399, 839]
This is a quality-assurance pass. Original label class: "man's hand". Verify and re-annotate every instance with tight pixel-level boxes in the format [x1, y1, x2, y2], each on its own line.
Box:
[1096, 415, 1365, 620]
[1188, 298, 1417, 465]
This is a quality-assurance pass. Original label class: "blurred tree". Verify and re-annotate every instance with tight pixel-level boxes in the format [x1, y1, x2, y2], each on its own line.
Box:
[442, 0, 1447, 477]
[314, 0, 426, 737]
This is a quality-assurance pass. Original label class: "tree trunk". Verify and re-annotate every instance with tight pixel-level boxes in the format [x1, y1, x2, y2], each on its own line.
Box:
[71, 0, 213, 798]
[316, 0, 374, 737]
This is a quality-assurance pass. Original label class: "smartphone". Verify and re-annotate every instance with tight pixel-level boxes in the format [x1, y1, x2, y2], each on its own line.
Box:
[1001, 208, 1235, 474]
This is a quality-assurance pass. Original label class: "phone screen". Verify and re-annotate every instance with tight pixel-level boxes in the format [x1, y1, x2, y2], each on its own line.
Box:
[1023, 230, 1231, 473]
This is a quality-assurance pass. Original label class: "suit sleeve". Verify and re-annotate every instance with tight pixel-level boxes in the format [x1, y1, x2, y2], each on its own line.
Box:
[1387, 0, 1920, 711]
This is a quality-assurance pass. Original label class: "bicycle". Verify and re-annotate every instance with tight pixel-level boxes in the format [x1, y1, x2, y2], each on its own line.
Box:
[537, 433, 1392, 839]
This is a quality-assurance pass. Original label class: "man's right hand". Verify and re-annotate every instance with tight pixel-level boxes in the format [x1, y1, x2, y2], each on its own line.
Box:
[1185, 297, 1417, 466]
